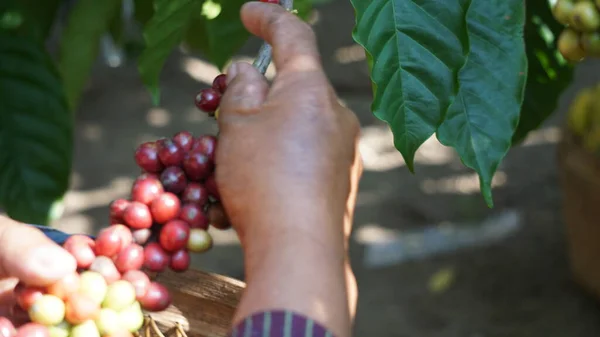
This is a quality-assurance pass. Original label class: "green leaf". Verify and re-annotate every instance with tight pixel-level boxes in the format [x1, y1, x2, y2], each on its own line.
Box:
[309, 0, 335, 4]
[138, 0, 202, 105]
[18, 0, 62, 40]
[294, 0, 314, 20]
[58, 0, 123, 110]
[0, 33, 73, 225]
[350, 0, 471, 171]
[202, 0, 250, 70]
[109, 1, 125, 46]
[134, 0, 155, 26]
[0, 0, 61, 42]
[352, 0, 528, 206]
[184, 0, 250, 70]
[512, 0, 573, 144]
[183, 12, 210, 57]
[365, 51, 376, 97]
[0, 10, 23, 30]
[436, 1, 527, 207]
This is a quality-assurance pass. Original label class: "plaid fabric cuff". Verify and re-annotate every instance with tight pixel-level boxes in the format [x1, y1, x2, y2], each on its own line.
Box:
[230, 310, 336, 337]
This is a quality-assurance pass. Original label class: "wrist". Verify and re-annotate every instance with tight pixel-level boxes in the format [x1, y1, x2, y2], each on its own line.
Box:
[233, 185, 349, 246]
[238, 199, 347, 273]
[236, 232, 351, 337]
[233, 202, 351, 337]
[242, 223, 347, 280]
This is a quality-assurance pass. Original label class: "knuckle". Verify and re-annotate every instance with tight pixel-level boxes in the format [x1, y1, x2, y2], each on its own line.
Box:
[266, 10, 294, 37]
[272, 9, 310, 32]
[289, 24, 318, 53]
[265, 11, 284, 32]
[225, 81, 263, 102]
[270, 11, 317, 47]
[292, 19, 316, 40]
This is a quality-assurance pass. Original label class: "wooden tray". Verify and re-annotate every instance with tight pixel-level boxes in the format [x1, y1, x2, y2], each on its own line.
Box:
[557, 130, 600, 300]
[144, 269, 246, 337]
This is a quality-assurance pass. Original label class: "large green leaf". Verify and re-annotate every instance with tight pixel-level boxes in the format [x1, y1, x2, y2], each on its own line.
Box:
[138, 0, 203, 105]
[436, 1, 527, 207]
[58, 0, 122, 110]
[352, 0, 527, 207]
[512, 0, 573, 144]
[351, 0, 469, 171]
[0, 33, 73, 225]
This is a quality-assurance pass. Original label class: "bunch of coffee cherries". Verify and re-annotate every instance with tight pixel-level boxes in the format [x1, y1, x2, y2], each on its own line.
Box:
[112, 131, 230, 274]
[0, 226, 171, 337]
[0, 130, 231, 337]
[553, 0, 600, 61]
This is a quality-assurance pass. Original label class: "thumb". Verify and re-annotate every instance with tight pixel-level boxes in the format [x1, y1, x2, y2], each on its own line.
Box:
[217, 61, 269, 125]
[0, 217, 76, 286]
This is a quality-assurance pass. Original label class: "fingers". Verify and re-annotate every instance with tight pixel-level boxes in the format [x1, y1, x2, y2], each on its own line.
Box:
[0, 278, 17, 317]
[0, 217, 76, 286]
[241, 2, 321, 73]
[218, 61, 269, 125]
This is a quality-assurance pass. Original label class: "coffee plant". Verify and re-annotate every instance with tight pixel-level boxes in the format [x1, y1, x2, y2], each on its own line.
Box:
[0, 0, 577, 225]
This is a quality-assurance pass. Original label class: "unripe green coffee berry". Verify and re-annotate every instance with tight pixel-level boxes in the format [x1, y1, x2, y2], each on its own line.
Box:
[553, 0, 576, 26]
[558, 28, 586, 61]
[70, 320, 100, 337]
[118, 301, 145, 333]
[571, 1, 600, 32]
[95, 308, 122, 336]
[48, 321, 71, 337]
[28, 294, 66, 326]
[79, 271, 107, 304]
[102, 280, 136, 311]
[581, 32, 600, 56]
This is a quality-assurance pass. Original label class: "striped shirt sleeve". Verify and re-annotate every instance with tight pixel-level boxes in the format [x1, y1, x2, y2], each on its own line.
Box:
[229, 310, 336, 337]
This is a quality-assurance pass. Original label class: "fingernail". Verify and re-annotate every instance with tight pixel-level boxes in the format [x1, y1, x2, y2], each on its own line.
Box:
[227, 63, 239, 84]
[27, 244, 75, 279]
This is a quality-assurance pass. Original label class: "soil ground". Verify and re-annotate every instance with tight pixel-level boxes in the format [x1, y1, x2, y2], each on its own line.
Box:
[47, 1, 600, 336]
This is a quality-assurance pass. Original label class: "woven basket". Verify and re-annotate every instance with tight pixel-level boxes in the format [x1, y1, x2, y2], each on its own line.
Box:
[557, 129, 600, 299]
[140, 269, 245, 337]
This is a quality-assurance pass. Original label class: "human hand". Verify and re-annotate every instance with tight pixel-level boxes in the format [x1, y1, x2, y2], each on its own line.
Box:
[216, 2, 362, 250]
[215, 2, 361, 336]
[0, 216, 76, 320]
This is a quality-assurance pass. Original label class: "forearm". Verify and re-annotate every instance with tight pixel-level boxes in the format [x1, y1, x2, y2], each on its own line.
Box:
[232, 203, 352, 337]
